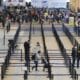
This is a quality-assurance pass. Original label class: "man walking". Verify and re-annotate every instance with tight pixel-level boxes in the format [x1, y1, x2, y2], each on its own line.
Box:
[77, 45, 80, 68]
[72, 44, 77, 67]
[24, 40, 30, 71]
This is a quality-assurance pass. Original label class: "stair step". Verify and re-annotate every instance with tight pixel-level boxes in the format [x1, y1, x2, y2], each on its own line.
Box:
[28, 75, 49, 80]
[4, 75, 23, 80]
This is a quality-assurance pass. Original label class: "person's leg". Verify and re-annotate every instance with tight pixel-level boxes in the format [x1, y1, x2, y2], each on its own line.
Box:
[27, 57, 30, 72]
[72, 58, 75, 67]
[35, 61, 38, 71]
[9, 23, 10, 31]
[8, 25, 9, 32]
[32, 61, 35, 70]
[77, 57, 79, 68]
[7, 26, 8, 32]
[43, 65, 45, 71]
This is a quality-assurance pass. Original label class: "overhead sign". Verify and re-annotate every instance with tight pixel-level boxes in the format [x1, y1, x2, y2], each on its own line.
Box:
[48, 2, 67, 8]
[31, 0, 42, 8]
[42, 0, 48, 8]
[31, 0, 67, 8]
[19, 0, 23, 2]
[8, 0, 11, 2]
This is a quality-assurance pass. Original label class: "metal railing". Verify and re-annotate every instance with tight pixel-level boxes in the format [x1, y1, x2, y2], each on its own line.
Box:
[41, 23, 53, 80]
[52, 23, 78, 80]
[62, 23, 78, 80]
[62, 23, 78, 46]
[1, 25, 21, 80]
[24, 22, 32, 80]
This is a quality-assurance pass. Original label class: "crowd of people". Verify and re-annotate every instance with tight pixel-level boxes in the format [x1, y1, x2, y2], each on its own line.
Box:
[0, 6, 76, 27]
[0, 5, 80, 71]
[0, 5, 80, 28]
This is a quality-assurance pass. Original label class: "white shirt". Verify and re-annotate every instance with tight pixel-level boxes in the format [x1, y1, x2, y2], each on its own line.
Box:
[32, 46, 41, 61]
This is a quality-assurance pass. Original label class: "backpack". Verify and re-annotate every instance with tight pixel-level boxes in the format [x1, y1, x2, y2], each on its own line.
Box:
[31, 54, 35, 60]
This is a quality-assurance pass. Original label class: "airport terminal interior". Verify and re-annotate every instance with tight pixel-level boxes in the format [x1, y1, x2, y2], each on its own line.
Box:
[0, 0, 80, 80]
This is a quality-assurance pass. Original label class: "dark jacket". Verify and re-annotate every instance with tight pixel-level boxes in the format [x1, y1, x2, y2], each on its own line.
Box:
[77, 46, 80, 58]
[72, 47, 77, 58]
[24, 41, 30, 52]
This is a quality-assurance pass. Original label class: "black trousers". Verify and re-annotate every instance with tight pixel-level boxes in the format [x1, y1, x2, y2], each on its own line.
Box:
[77, 57, 80, 67]
[72, 57, 76, 67]
[25, 51, 30, 71]
[32, 61, 38, 71]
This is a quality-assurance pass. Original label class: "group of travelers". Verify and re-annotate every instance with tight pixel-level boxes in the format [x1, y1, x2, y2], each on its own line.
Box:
[0, 6, 76, 32]
[3, 7, 67, 24]
[72, 43, 80, 68]
[1, 5, 80, 70]
[24, 40, 49, 72]
[0, 5, 80, 30]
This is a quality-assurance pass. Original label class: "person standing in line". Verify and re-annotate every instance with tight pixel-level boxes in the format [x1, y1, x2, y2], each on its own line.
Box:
[72, 44, 77, 67]
[24, 40, 30, 71]
[65, 14, 69, 23]
[77, 17, 80, 36]
[77, 45, 80, 68]
[1, 14, 6, 28]
[77, 17, 80, 26]
[5, 16, 11, 32]
[17, 13, 21, 25]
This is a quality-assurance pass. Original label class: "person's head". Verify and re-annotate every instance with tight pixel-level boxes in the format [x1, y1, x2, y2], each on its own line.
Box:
[38, 50, 41, 54]
[28, 40, 30, 43]
[73, 43, 77, 47]
[36, 42, 40, 46]
[41, 57, 45, 63]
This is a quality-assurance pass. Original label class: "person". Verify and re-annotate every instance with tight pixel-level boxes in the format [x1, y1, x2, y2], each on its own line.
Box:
[24, 40, 30, 71]
[1, 14, 5, 28]
[72, 44, 77, 67]
[65, 14, 69, 23]
[77, 18, 80, 36]
[77, 45, 80, 68]
[36, 42, 41, 53]
[48, 14, 53, 24]
[5, 16, 11, 32]
[17, 14, 21, 25]
[24, 63, 28, 80]
[77, 18, 80, 26]
[32, 50, 41, 71]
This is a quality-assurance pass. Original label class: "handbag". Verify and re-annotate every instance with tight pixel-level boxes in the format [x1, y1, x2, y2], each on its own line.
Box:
[31, 54, 35, 60]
